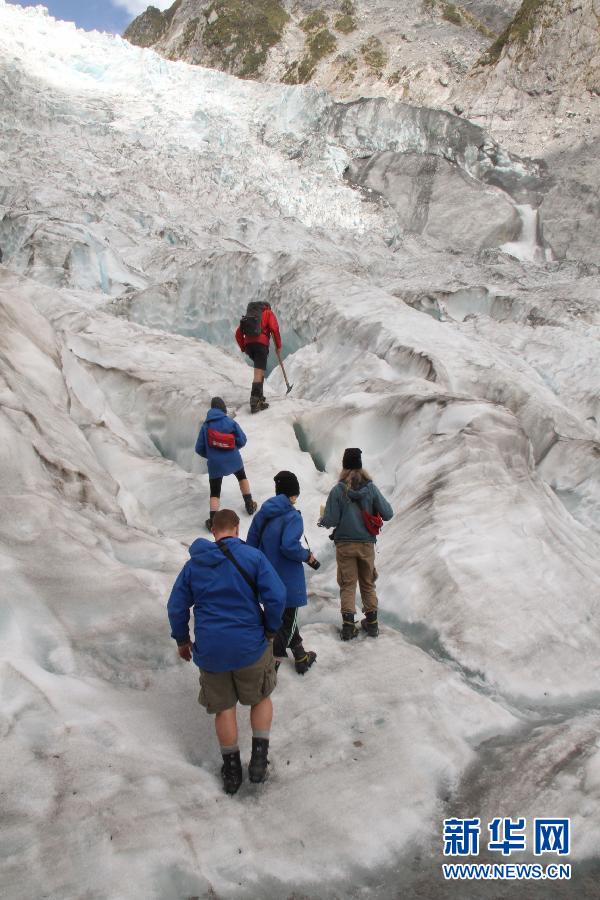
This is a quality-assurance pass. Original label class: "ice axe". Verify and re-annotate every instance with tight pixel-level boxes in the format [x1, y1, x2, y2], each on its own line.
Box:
[276, 348, 293, 395]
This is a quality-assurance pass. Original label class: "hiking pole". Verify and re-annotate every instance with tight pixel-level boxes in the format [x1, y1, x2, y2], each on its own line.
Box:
[303, 536, 321, 570]
[276, 348, 294, 395]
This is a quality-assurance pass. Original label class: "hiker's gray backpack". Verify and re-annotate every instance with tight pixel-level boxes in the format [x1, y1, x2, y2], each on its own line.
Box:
[240, 301, 269, 338]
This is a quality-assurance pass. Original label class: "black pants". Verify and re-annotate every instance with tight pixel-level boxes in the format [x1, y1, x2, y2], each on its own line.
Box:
[245, 342, 269, 372]
[209, 467, 246, 499]
[273, 607, 303, 658]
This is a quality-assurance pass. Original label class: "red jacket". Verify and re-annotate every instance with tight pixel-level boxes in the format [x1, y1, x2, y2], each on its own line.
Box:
[235, 307, 282, 352]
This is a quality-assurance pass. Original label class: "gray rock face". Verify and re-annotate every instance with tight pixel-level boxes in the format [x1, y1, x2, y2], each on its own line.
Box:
[455, 0, 600, 155]
[538, 138, 600, 266]
[346, 151, 521, 251]
[123, 0, 515, 106]
[459, 0, 520, 33]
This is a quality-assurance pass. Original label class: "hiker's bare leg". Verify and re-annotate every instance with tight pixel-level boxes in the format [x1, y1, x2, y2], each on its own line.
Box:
[253, 367, 264, 383]
[250, 696, 272, 732]
[210, 496, 220, 513]
[238, 478, 251, 496]
[215, 707, 238, 746]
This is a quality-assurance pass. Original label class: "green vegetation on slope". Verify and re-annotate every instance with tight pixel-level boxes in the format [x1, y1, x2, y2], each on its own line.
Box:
[124, 0, 182, 48]
[480, 0, 553, 65]
[203, 0, 289, 77]
[360, 35, 388, 74]
[334, 14, 357, 33]
[283, 25, 337, 85]
[300, 9, 329, 32]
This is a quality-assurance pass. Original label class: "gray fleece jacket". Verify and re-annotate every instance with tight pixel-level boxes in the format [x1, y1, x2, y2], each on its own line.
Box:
[321, 480, 393, 543]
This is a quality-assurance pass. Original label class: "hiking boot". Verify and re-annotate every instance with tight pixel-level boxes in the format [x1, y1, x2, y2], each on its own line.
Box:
[360, 610, 379, 638]
[293, 648, 317, 675]
[244, 497, 257, 515]
[221, 750, 243, 795]
[341, 613, 359, 641]
[250, 396, 269, 414]
[205, 518, 213, 532]
[248, 737, 269, 783]
[258, 383, 269, 410]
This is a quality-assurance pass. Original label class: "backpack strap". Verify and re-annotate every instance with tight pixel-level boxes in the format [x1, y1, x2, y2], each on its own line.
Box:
[217, 540, 258, 597]
[255, 516, 269, 549]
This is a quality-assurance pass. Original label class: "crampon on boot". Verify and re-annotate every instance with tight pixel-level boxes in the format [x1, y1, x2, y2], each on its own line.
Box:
[360, 610, 379, 638]
[258, 382, 269, 411]
[221, 750, 243, 795]
[244, 495, 257, 515]
[248, 737, 270, 783]
[292, 644, 317, 675]
[250, 382, 261, 414]
[341, 612, 359, 641]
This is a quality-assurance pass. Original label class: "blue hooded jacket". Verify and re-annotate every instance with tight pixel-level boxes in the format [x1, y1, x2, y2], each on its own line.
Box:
[321, 480, 393, 543]
[246, 494, 310, 608]
[195, 408, 247, 478]
[167, 537, 286, 672]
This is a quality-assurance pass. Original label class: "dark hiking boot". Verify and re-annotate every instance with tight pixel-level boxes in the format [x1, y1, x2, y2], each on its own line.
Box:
[250, 397, 269, 413]
[248, 737, 270, 783]
[258, 383, 269, 410]
[341, 613, 359, 641]
[293, 650, 317, 675]
[244, 497, 257, 515]
[291, 643, 317, 675]
[221, 750, 243, 795]
[360, 610, 379, 638]
[250, 381, 269, 414]
[206, 518, 213, 532]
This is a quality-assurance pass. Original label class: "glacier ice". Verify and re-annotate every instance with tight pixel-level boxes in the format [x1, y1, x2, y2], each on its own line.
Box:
[1, 1, 599, 896]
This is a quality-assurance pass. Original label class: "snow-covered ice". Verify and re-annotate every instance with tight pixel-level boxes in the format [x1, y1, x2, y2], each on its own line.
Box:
[1, 1, 599, 896]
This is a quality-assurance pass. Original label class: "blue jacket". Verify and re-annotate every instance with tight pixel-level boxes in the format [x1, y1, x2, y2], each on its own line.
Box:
[246, 495, 309, 608]
[195, 409, 247, 478]
[167, 537, 286, 672]
[321, 480, 393, 543]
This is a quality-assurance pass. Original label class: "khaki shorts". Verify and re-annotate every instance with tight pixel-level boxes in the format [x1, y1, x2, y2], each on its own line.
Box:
[198, 645, 277, 715]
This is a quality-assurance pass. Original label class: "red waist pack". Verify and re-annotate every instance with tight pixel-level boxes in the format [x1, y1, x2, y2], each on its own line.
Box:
[362, 510, 383, 536]
[207, 428, 235, 450]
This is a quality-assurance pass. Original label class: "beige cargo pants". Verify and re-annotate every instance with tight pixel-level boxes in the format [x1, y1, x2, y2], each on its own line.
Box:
[336, 541, 378, 615]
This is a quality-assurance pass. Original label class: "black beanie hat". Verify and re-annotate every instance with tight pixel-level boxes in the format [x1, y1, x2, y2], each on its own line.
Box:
[211, 396, 227, 413]
[274, 470, 300, 498]
[342, 448, 362, 470]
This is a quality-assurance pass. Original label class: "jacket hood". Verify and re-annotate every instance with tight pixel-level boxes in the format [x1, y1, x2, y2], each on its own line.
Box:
[206, 408, 227, 423]
[260, 494, 295, 520]
[347, 483, 372, 503]
[189, 537, 239, 567]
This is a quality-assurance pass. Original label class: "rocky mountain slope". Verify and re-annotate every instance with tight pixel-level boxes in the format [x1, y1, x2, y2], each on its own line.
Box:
[2, 2, 600, 896]
[125, 0, 600, 158]
[455, 0, 600, 153]
[124, 0, 519, 109]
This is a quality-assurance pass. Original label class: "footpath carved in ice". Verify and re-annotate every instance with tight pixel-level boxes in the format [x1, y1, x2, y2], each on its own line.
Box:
[1, 2, 599, 897]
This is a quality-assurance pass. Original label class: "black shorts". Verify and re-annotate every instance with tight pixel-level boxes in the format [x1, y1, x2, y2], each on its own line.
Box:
[245, 342, 269, 372]
[209, 468, 246, 498]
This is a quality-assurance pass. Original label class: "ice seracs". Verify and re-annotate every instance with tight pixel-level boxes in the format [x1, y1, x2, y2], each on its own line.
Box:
[1, 1, 599, 896]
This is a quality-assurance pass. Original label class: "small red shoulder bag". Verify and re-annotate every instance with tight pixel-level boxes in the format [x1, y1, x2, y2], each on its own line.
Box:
[207, 428, 235, 450]
[362, 510, 384, 536]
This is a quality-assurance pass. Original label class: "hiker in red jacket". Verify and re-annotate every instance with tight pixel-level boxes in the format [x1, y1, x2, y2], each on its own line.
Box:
[235, 301, 282, 414]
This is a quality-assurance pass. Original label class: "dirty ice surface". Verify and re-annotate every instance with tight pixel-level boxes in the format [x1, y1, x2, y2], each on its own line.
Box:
[1, 2, 600, 898]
